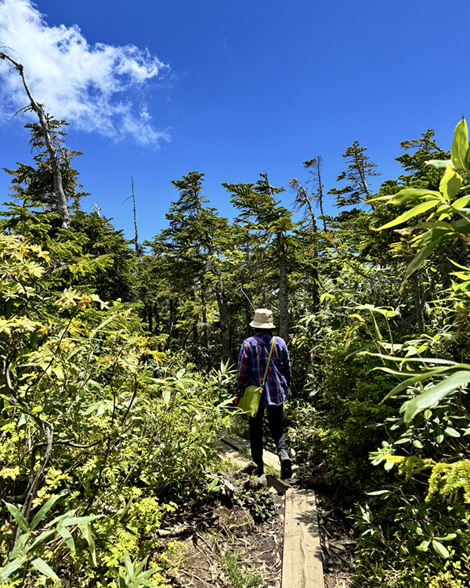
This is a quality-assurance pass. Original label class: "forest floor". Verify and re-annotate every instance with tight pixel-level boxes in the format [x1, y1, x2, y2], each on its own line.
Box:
[155, 464, 285, 588]
[154, 424, 358, 587]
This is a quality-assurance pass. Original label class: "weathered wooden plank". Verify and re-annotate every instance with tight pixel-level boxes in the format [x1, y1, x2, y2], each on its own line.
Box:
[282, 488, 324, 588]
[216, 440, 248, 469]
[222, 434, 280, 472]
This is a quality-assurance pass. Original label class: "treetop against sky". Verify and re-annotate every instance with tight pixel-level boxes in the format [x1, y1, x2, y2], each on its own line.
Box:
[1, 0, 470, 241]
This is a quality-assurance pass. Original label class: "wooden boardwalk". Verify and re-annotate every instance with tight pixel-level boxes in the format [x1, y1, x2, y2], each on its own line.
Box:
[218, 434, 324, 587]
[221, 434, 280, 472]
[283, 488, 324, 587]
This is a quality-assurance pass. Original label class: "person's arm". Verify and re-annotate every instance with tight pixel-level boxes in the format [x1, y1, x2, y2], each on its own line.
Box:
[283, 342, 291, 388]
[236, 342, 251, 393]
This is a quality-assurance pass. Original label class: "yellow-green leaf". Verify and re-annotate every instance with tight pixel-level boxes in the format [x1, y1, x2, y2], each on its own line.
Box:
[388, 189, 441, 205]
[404, 370, 470, 424]
[452, 195, 470, 209]
[377, 200, 440, 231]
[451, 117, 469, 172]
[439, 164, 462, 202]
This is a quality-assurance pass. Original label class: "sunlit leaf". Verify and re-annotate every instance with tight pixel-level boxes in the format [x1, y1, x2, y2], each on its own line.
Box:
[425, 159, 453, 169]
[59, 527, 76, 553]
[451, 117, 469, 172]
[0, 556, 27, 581]
[404, 370, 470, 424]
[377, 200, 440, 231]
[432, 539, 450, 559]
[4, 502, 29, 531]
[31, 493, 64, 530]
[439, 164, 462, 202]
[31, 557, 60, 580]
[444, 426, 461, 438]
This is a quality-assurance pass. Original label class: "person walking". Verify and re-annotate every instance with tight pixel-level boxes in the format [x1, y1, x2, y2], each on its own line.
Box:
[236, 308, 292, 479]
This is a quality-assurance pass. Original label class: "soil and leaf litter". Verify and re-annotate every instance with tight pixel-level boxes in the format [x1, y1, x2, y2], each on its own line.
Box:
[152, 458, 285, 588]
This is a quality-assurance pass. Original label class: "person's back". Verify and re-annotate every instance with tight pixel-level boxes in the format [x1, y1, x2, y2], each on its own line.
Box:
[236, 309, 292, 479]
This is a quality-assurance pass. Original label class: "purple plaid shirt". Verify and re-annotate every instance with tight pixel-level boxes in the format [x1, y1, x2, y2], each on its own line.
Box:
[236, 332, 291, 406]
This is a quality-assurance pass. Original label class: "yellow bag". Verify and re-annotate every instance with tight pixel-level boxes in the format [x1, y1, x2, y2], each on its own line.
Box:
[238, 337, 275, 418]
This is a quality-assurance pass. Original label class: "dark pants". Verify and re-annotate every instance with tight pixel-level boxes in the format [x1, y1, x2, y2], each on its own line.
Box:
[249, 400, 287, 474]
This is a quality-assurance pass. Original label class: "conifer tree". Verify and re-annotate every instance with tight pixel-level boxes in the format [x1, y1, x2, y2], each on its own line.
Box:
[328, 140, 380, 208]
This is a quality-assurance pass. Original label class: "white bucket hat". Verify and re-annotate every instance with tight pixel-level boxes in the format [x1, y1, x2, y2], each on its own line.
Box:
[250, 308, 275, 329]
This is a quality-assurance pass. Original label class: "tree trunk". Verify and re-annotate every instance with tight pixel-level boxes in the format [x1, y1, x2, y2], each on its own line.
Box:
[147, 304, 153, 333]
[311, 214, 320, 312]
[201, 286, 208, 351]
[438, 249, 451, 290]
[0, 53, 70, 228]
[166, 299, 176, 350]
[278, 233, 289, 341]
[216, 281, 232, 364]
[412, 272, 424, 333]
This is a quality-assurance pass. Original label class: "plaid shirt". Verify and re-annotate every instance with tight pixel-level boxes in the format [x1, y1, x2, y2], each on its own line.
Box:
[236, 332, 291, 406]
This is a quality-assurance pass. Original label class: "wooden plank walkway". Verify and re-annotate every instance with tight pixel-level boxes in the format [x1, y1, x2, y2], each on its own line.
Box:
[215, 439, 247, 469]
[283, 488, 324, 587]
[218, 434, 324, 587]
[221, 434, 280, 472]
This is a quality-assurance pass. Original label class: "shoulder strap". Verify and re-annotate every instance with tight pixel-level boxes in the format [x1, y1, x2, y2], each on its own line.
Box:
[262, 336, 276, 387]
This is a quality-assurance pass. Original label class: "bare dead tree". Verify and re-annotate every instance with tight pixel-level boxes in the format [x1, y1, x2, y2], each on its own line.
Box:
[124, 176, 143, 261]
[0, 51, 71, 228]
[304, 156, 327, 231]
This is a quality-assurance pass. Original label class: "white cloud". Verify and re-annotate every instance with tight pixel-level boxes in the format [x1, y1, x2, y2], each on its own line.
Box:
[0, 0, 170, 146]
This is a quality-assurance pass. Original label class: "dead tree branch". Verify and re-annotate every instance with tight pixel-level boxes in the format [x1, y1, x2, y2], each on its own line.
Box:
[0, 51, 71, 228]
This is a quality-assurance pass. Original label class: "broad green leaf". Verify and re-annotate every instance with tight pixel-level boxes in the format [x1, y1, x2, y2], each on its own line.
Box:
[413, 440, 423, 448]
[404, 521, 419, 533]
[79, 523, 97, 565]
[119, 498, 133, 525]
[58, 527, 76, 553]
[452, 195, 470, 209]
[0, 556, 27, 580]
[31, 493, 63, 530]
[4, 502, 29, 531]
[389, 188, 441, 205]
[414, 221, 456, 231]
[61, 515, 100, 526]
[381, 368, 451, 402]
[10, 533, 30, 560]
[124, 551, 135, 579]
[437, 533, 457, 541]
[377, 200, 440, 231]
[162, 390, 171, 406]
[29, 529, 55, 551]
[136, 567, 162, 581]
[439, 164, 462, 202]
[367, 352, 460, 366]
[402, 240, 440, 283]
[451, 117, 469, 172]
[404, 370, 470, 424]
[432, 539, 450, 559]
[135, 555, 149, 576]
[425, 159, 453, 169]
[31, 557, 60, 580]
[444, 426, 461, 438]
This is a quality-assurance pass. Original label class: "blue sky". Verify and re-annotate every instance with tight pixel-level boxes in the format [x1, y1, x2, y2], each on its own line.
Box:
[1, 0, 470, 242]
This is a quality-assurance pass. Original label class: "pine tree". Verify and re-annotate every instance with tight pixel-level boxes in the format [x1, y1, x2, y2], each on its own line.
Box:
[328, 141, 380, 208]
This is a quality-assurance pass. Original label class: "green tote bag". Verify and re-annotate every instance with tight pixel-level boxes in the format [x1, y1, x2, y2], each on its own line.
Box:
[238, 336, 276, 418]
